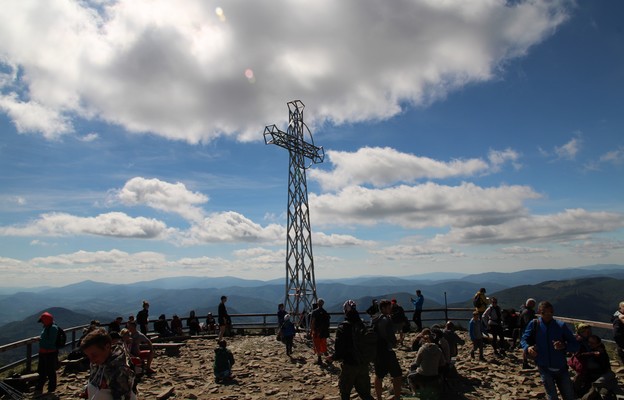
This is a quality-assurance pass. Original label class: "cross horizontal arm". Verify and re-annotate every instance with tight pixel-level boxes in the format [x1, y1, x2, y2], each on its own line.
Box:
[263, 125, 324, 164]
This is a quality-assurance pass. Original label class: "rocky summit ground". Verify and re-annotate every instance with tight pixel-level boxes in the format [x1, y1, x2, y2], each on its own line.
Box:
[19, 331, 624, 399]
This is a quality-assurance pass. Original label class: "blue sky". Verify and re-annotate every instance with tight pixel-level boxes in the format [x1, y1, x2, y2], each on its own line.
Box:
[1, 0, 623, 287]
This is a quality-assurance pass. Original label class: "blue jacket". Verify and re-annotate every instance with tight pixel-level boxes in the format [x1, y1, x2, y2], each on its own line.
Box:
[469, 318, 484, 341]
[411, 295, 424, 311]
[521, 317, 579, 370]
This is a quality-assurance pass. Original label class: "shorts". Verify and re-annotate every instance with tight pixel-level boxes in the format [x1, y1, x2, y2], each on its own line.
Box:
[374, 349, 402, 378]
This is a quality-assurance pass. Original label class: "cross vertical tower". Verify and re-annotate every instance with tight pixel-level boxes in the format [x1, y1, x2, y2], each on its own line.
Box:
[264, 100, 324, 327]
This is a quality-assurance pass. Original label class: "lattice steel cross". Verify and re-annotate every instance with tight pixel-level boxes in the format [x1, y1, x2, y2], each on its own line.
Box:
[264, 100, 324, 328]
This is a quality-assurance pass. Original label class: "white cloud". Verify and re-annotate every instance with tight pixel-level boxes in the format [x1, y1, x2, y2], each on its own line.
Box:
[433, 208, 624, 245]
[117, 177, 208, 222]
[310, 147, 489, 190]
[313, 232, 375, 247]
[599, 147, 624, 165]
[311, 182, 540, 228]
[178, 211, 284, 245]
[488, 148, 521, 172]
[0, 0, 571, 143]
[554, 136, 582, 160]
[500, 246, 549, 254]
[0, 212, 169, 238]
[78, 132, 99, 142]
[372, 243, 459, 261]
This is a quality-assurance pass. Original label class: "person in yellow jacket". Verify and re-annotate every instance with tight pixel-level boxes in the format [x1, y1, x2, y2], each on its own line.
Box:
[473, 288, 488, 315]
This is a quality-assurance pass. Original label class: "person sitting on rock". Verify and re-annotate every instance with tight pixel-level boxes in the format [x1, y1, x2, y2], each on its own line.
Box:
[171, 314, 183, 336]
[442, 321, 465, 359]
[154, 314, 174, 338]
[187, 310, 201, 336]
[205, 312, 217, 334]
[574, 335, 619, 399]
[126, 321, 155, 375]
[214, 340, 235, 383]
[407, 333, 444, 395]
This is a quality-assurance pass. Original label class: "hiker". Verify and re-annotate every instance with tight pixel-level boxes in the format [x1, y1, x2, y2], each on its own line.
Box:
[574, 335, 619, 399]
[280, 314, 296, 356]
[187, 310, 201, 335]
[81, 328, 136, 399]
[109, 317, 124, 333]
[469, 311, 485, 361]
[366, 299, 380, 319]
[214, 340, 235, 383]
[154, 314, 174, 338]
[310, 298, 331, 364]
[326, 300, 374, 400]
[612, 301, 624, 365]
[171, 314, 183, 336]
[277, 303, 287, 327]
[390, 298, 408, 345]
[410, 290, 424, 332]
[136, 300, 149, 335]
[218, 296, 231, 341]
[127, 321, 155, 375]
[521, 301, 579, 400]
[205, 312, 216, 334]
[473, 288, 488, 315]
[483, 297, 506, 356]
[35, 312, 60, 396]
[519, 298, 537, 368]
[373, 299, 402, 400]
[407, 333, 444, 395]
[442, 321, 465, 358]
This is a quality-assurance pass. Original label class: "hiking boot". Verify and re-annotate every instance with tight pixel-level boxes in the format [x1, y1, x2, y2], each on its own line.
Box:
[470, 350, 475, 359]
[522, 362, 533, 370]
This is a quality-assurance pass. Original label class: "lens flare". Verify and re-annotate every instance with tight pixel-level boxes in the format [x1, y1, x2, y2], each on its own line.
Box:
[215, 7, 226, 22]
[245, 68, 256, 83]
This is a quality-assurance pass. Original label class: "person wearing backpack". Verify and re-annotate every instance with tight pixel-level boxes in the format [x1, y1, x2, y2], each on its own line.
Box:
[35, 311, 60, 396]
[327, 300, 374, 400]
[373, 299, 403, 400]
[482, 297, 506, 356]
[521, 301, 579, 400]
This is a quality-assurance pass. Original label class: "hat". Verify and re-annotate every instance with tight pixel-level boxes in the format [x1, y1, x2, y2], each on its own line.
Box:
[391, 298, 397, 304]
[38, 312, 53, 324]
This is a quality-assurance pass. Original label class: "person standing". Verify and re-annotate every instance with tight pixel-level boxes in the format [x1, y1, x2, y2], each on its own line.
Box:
[327, 300, 374, 400]
[280, 314, 296, 356]
[373, 299, 402, 400]
[34, 312, 59, 396]
[482, 297, 506, 356]
[519, 298, 536, 369]
[136, 300, 149, 335]
[469, 311, 485, 361]
[612, 301, 624, 365]
[473, 288, 488, 315]
[310, 298, 331, 364]
[521, 301, 579, 400]
[218, 296, 230, 341]
[410, 290, 424, 332]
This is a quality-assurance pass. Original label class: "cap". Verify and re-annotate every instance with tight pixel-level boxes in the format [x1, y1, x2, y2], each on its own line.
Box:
[38, 312, 53, 324]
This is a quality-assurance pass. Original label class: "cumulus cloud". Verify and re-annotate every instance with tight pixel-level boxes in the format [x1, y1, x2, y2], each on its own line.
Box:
[311, 182, 540, 228]
[178, 211, 284, 245]
[0, 212, 169, 238]
[313, 232, 375, 247]
[500, 246, 549, 254]
[433, 208, 624, 245]
[0, 0, 571, 142]
[310, 147, 522, 190]
[372, 243, 459, 261]
[117, 177, 208, 222]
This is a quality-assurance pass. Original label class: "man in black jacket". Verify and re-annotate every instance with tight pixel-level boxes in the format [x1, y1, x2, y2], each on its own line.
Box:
[327, 300, 373, 400]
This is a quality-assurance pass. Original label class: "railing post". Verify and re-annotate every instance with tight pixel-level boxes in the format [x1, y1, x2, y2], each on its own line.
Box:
[26, 342, 33, 373]
[444, 292, 448, 322]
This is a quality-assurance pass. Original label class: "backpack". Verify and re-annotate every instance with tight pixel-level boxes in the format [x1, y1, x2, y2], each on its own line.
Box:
[473, 294, 483, 308]
[55, 325, 67, 349]
[348, 321, 378, 364]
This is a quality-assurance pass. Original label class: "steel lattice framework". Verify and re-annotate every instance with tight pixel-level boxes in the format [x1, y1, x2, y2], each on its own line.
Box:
[264, 100, 324, 327]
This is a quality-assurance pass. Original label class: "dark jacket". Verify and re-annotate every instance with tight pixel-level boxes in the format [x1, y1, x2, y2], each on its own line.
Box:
[213, 347, 235, 375]
[332, 311, 364, 366]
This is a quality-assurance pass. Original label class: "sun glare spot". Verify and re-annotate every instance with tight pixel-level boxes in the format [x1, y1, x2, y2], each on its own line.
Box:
[215, 7, 226, 22]
[245, 68, 256, 83]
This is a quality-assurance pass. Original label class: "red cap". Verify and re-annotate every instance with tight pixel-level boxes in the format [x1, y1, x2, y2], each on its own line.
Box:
[38, 312, 53, 325]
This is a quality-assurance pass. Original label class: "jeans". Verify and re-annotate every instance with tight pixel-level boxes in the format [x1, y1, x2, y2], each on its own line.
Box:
[537, 366, 575, 400]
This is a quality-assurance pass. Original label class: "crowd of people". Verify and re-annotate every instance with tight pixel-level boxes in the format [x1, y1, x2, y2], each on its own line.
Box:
[31, 292, 624, 400]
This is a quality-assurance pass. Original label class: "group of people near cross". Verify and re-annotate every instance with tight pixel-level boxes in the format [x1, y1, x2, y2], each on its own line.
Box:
[32, 291, 624, 400]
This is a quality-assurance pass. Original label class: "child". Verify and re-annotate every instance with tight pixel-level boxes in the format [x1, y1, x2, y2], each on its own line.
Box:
[281, 314, 296, 356]
[214, 340, 235, 383]
[469, 311, 485, 361]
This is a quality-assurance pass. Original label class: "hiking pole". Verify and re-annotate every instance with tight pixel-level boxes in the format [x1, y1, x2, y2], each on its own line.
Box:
[0, 380, 24, 400]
